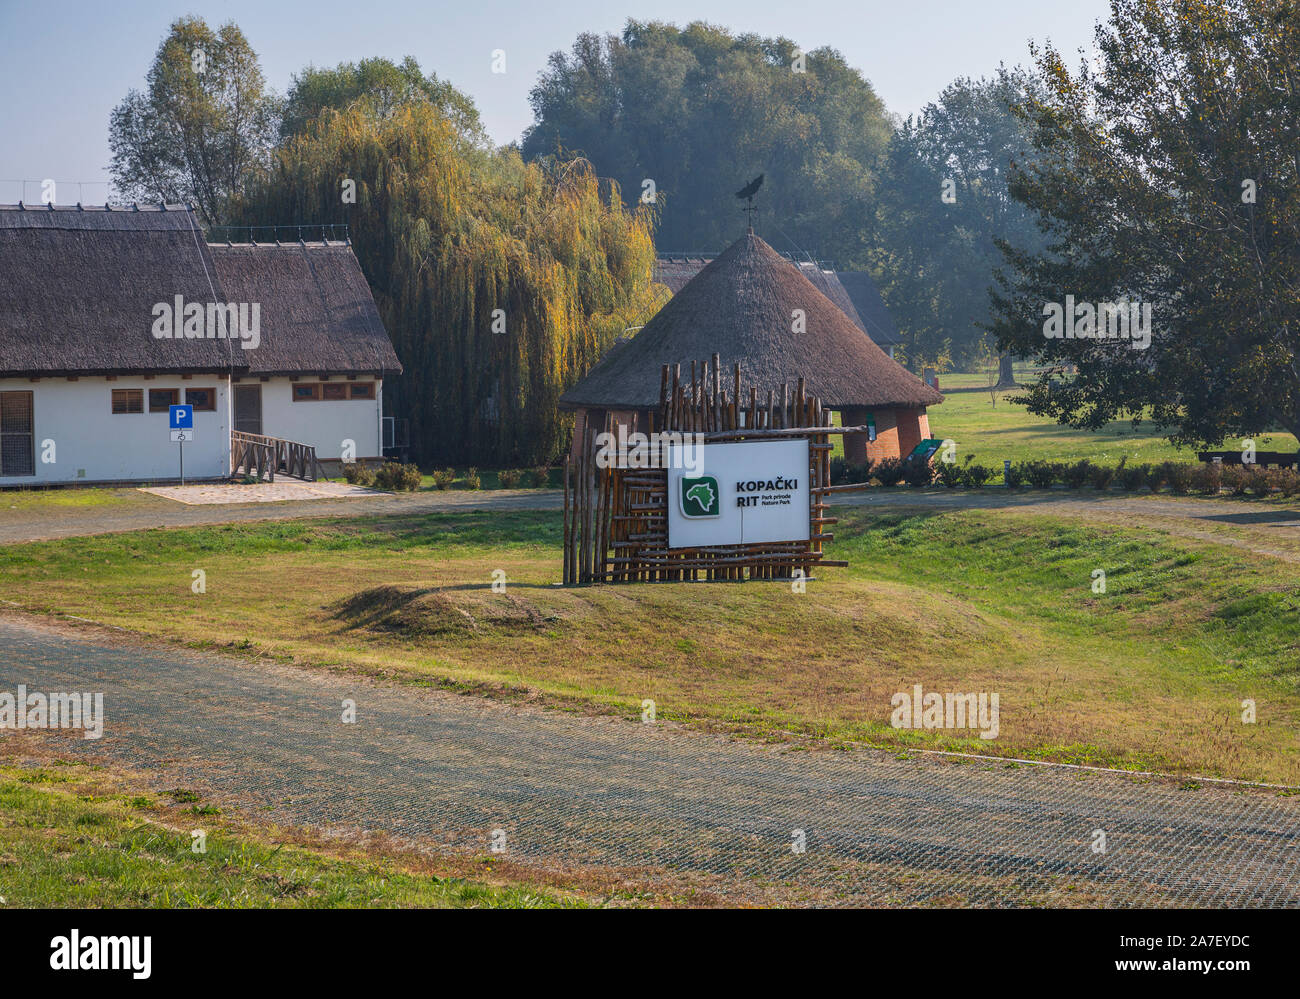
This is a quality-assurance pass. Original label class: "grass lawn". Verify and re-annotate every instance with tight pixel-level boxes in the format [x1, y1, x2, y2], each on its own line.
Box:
[0, 487, 151, 511]
[0, 761, 584, 908]
[926, 371, 1298, 467]
[2, 507, 1297, 784]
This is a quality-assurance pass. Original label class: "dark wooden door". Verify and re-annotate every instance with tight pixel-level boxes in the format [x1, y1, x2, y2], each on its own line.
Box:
[0, 390, 34, 476]
[234, 384, 262, 435]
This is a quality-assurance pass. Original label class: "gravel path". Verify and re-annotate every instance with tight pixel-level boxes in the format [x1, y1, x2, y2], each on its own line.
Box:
[2, 616, 1296, 907]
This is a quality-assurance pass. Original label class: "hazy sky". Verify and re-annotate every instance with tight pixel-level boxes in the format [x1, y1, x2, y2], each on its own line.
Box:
[0, 0, 1111, 202]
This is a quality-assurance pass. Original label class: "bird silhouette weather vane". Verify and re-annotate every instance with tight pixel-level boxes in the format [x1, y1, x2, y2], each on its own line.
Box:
[735, 174, 764, 230]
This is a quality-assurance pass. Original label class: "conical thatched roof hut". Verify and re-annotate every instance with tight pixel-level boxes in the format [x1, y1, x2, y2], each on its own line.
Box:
[561, 231, 940, 463]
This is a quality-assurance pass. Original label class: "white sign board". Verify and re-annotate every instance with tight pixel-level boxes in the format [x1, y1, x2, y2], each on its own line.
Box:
[666, 439, 810, 549]
[170, 429, 195, 442]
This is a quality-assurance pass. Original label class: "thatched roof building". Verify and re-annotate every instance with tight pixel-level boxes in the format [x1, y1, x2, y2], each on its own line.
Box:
[210, 243, 399, 375]
[0, 203, 401, 484]
[0, 204, 234, 376]
[653, 251, 902, 355]
[0, 204, 400, 377]
[563, 231, 939, 463]
[564, 231, 938, 410]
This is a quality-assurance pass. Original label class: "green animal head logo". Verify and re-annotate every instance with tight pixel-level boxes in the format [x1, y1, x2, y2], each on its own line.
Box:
[680, 476, 720, 518]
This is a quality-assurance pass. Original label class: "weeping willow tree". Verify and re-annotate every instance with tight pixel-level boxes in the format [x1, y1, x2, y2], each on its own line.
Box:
[238, 102, 663, 466]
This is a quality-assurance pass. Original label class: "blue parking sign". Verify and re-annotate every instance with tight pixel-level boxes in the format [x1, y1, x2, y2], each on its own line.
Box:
[169, 404, 193, 430]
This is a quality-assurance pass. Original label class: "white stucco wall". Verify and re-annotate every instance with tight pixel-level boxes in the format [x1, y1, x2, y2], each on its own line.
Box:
[0, 375, 231, 485]
[254, 376, 383, 460]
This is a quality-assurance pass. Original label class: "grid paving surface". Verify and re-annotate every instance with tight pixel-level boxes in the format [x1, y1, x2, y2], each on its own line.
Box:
[1, 616, 1296, 907]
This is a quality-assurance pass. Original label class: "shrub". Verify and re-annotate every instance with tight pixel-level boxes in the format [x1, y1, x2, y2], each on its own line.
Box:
[342, 461, 375, 486]
[1144, 462, 1170, 493]
[960, 463, 992, 489]
[431, 467, 457, 490]
[873, 458, 905, 487]
[1117, 462, 1149, 491]
[372, 462, 422, 491]
[1163, 462, 1195, 495]
[830, 456, 850, 485]
[528, 466, 551, 488]
[1004, 462, 1026, 489]
[1088, 461, 1118, 490]
[1221, 464, 1248, 496]
[1061, 460, 1093, 489]
[1193, 461, 1222, 495]
[935, 460, 961, 488]
[464, 466, 482, 490]
[498, 468, 524, 489]
[903, 458, 935, 487]
[1275, 468, 1300, 498]
[1023, 460, 1059, 489]
[1243, 464, 1273, 496]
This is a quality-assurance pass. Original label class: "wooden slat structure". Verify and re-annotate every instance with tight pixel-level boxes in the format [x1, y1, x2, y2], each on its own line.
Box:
[230, 431, 325, 482]
[563, 355, 869, 585]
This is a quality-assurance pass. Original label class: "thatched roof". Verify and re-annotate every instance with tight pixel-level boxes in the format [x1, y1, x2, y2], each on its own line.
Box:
[654, 255, 714, 293]
[565, 232, 941, 410]
[210, 243, 401, 375]
[0, 204, 400, 378]
[837, 271, 903, 348]
[656, 254, 871, 341]
[0, 203, 239, 376]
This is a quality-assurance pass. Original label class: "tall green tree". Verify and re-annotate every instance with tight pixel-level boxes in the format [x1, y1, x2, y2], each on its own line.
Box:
[109, 17, 278, 224]
[280, 56, 484, 145]
[239, 100, 663, 465]
[523, 20, 892, 258]
[871, 67, 1046, 370]
[991, 0, 1300, 446]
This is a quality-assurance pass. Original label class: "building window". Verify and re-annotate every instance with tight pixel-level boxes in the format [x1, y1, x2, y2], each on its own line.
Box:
[0, 391, 35, 476]
[349, 382, 375, 400]
[322, 382, 348, 401]
[186, 387, 216, 411]
[292, 383, 321, 402]
[112, 389, 143, 414]
[148, 388, 179, 412]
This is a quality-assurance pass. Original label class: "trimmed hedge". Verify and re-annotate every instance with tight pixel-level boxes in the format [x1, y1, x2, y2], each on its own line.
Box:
[847, 455, 1297, 497]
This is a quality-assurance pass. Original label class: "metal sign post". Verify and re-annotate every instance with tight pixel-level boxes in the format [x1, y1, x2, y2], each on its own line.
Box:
[169, 404, 194, 485]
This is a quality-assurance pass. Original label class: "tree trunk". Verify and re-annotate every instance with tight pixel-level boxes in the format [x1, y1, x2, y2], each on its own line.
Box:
[994, 353, 1017, 389]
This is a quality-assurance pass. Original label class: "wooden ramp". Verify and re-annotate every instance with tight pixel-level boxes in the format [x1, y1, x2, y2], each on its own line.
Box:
[230, 431, 325, 483]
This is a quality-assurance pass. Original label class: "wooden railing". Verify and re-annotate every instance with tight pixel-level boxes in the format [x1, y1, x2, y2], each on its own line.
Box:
[230, 431, 324, 482]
